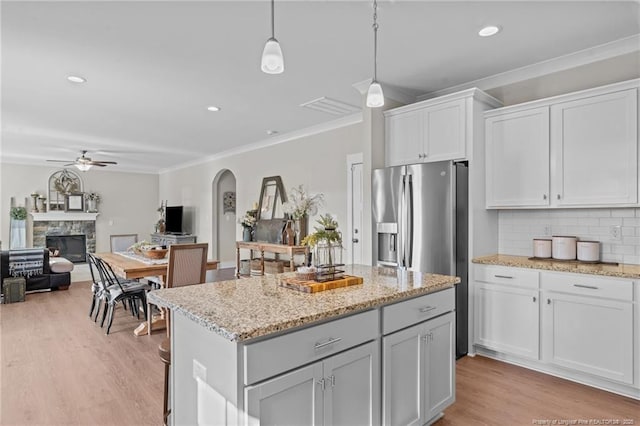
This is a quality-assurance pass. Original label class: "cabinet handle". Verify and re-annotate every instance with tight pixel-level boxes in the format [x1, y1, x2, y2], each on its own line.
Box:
[547, 299, 551, 305]
[543, 194, 547, 200]
[494, 275, 513, 279]
[533, 296, 537, 302]
[317, 378, 326, 390]
[573, 284, 599, 290]
[314, 337, 342, 350]
[419, 306, 437, 313]
[557, 194, 561, 200]
[329, 375, 335, 387]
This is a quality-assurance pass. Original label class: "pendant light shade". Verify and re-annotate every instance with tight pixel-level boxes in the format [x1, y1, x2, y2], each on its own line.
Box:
[261, 38, 284, 74]
[261, 0, 284, 74]
[75, 163, 92, 172]
[366, 81, 384, 107]
[366, 0, 384, 107]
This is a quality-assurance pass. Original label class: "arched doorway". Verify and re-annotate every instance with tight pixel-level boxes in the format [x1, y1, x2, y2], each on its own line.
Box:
[212, 169, 237, 267]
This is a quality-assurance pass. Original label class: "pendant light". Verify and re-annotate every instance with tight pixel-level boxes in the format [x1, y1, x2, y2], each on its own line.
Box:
[366, 0, 384, 107]
[261, 0, 284, 74]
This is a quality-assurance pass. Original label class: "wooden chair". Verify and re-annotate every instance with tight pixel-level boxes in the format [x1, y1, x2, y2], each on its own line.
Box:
[109, 234, 138, 252]
[150, 242, 208, 426]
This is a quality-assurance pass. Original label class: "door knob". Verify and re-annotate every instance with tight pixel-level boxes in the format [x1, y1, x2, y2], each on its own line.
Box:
[352, 238, 359, 243]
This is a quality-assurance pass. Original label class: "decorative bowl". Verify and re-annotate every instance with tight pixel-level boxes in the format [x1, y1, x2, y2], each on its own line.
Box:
[141, 248, 168, 259]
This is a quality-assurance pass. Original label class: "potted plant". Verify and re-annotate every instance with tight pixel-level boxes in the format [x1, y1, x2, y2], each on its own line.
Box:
[238, 209, 257, 241]
[301, 214, 343, 267]
[282, 185, 324, 243]
[10, 207, 27, 249]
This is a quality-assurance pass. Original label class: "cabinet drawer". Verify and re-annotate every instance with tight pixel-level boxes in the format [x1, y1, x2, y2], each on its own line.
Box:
[382, 287, 454, 335]
[541, 272, 633, 301]
[475, 265, 539, 289]
[243, 309, 378, 385]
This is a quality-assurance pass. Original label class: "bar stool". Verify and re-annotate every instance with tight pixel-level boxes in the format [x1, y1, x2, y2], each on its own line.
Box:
[159, 338, 171, 426]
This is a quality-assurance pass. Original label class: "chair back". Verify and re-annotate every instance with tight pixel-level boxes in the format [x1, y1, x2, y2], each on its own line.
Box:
[110, 234, 138, 252]
[87, 252, 101, 286]
[166, 243, 208, 288]
[89, 253, 126, 293]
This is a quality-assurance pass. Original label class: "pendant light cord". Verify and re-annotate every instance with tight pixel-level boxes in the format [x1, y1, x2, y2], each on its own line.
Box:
[372, 0, 379, 82]
[271, 0, 275, 39]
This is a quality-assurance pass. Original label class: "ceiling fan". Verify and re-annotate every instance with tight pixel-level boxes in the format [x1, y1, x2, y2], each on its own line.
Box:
[47, 150, 118, 171]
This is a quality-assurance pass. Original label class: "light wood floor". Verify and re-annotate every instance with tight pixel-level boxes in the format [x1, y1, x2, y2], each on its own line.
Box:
[1, 276, 637, 425]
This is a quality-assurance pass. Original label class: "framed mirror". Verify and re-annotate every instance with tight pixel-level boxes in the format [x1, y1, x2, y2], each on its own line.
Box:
[257, 176, 287, 220]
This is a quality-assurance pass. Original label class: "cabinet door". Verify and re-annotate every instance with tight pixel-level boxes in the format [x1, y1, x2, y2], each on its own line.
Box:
[324, 341, 380, 426]
[424, 311, 455, 421]
[542, 292, 633, 384]
[386, 110, 423, 167]
[474, 283, 540, 360]
[485, 107, 550, 207]
[551, 88, 638, 206]
[245, 363, 324, 426]
[423, 99, 466, 162]
[382, 323, 424, 426]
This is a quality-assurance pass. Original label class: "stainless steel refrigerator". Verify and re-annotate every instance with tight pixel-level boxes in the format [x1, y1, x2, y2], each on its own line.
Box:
[372, 160, 468, 358]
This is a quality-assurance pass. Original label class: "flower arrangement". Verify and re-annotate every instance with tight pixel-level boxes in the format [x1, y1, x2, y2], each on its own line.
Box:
[282, 185, 324, 220]
[86, 192, 101, 202]
[301, 214, 342, 247]
[239, 209, 258, 229]
[10, 207, 27, 220]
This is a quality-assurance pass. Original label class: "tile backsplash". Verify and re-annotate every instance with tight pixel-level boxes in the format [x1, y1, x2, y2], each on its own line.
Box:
[498, 208, 640, 265]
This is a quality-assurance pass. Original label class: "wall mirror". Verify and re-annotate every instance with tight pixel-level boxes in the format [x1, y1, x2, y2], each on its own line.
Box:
[257, 176, 287, 220]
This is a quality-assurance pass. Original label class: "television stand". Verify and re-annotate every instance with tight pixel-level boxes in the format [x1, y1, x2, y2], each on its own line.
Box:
[150, 233, 197, 246]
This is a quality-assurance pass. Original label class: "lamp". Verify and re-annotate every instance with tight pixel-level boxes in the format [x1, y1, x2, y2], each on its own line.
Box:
[261, 0, 284, 74]
[75, 163, 92, 172]
[366, 0, 384, 108]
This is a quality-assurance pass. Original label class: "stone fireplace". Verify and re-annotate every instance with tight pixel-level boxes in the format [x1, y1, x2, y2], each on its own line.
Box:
[31, 212, 98, 263]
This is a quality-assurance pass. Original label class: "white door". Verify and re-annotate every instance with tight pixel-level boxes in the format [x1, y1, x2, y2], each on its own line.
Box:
[542, 291, 633, 384]
[350, 162, 364, 265]
[485, 107, 550, 207]
[474, 283, 540, 360]
[551, 88, 638, 206]
[324, 341, 380, 426]
[424, 312, 455, 421]
[423, 99, 466, 162]
[386, 110, 423, 166]
[382, 323, 423, 426]
[245, 363, 324, 426]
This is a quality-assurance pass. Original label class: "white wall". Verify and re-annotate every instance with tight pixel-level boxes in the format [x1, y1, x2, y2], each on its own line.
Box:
[498, 208, 640, 265]
[159, 122, 363, 261]
[0, 163, 159, 252]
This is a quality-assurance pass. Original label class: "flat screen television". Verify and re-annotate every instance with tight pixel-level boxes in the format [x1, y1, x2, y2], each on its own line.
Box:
[165, 206, 183, 234]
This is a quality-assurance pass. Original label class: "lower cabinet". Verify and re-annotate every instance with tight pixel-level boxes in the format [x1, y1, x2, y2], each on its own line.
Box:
[383, 311, 455, 426]
[245, 341, 380, 426]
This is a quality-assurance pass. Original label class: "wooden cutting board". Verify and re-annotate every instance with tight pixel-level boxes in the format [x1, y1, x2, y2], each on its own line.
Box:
[279, 275, 363, 293]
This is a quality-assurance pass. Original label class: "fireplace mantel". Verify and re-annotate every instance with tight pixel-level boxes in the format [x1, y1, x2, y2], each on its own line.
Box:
[31, 212, 99, 222]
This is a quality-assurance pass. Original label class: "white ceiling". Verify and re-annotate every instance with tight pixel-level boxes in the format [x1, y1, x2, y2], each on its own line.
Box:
[2, 1, 639, 173]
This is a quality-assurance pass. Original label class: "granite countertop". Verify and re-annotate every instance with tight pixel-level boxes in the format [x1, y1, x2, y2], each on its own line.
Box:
[148, 264, 459, 342]
[472, 254, 640, 279]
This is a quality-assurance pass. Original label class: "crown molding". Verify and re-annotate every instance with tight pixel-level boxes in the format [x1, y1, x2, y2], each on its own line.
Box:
[417, 35, 640, 101]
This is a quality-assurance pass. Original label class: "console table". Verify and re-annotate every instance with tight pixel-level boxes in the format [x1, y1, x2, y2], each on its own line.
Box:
[150, 233, 197, 246]
[236, 241, 309, 277]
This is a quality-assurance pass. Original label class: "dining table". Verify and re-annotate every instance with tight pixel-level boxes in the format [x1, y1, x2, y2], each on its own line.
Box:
[96, 251, 219, 336]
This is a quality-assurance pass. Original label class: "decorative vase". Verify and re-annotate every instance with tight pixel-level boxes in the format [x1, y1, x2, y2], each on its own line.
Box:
[243, 227, 252, 242]
[282, 220, 295, 246]
[30, 194, 39, 212]
[86, 198, 98, 213]
[37, 197, 46, 213]
[295, 216, 308, 245]
[9, 219, 26, 249]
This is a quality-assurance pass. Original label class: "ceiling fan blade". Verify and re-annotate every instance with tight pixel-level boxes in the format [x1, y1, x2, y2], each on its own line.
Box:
[94, 161, 118, 165]
[46, 159, 73, 163]
[86, 161, 116, 166]
[90, 163, 107, 167]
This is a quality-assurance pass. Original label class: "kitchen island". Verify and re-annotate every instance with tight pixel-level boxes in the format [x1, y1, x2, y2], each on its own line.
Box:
[149, 264, 460, 426]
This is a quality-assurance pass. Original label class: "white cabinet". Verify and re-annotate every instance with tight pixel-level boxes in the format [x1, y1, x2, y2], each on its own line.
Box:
[541, 273, 634, 385]
[383, 311, 455, 426]
[245, 341, 380, 426]
[485, 80, 639, 208]
[474, 265, 540, 360]
[385, 89, 501, 167]
[485, 107, 550, 207]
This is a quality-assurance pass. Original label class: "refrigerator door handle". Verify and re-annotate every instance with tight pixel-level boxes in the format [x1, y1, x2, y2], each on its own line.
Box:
[398, 175, 405, 267]
[406, 174, 414, 267]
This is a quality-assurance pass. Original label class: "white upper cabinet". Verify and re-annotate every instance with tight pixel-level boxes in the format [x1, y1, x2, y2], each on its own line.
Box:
[385, 89, 500, 167]
[551, 89, 638, 206]
[485, 80, 639, 208]
[486, 107, 550, 207]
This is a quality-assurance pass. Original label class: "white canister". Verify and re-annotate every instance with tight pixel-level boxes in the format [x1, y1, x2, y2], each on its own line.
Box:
[552, 236, 577, 260]
[533, 239, 552, 258]
[577, 241, 600, 263]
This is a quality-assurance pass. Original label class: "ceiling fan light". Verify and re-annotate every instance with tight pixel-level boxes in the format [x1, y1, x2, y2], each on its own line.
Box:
[261, 38, 284, 74]
[75, 163, 92, 172]
[366, 81, 385, 108]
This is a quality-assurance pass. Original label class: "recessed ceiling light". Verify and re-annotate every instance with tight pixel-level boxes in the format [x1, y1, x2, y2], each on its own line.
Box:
[67, 75, 86, 83]
[478, 25, 501, 37]
[266, 130, 278, 136]
[207, 106, 221, 112]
